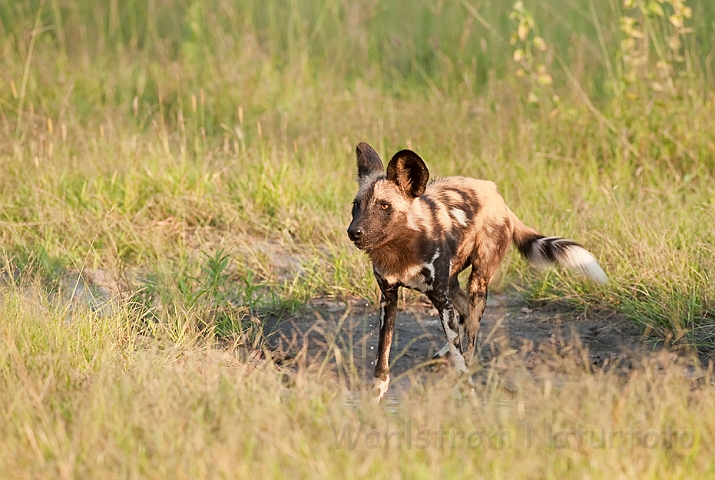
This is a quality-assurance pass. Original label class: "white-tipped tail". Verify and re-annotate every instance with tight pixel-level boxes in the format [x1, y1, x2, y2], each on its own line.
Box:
[530, 239, 608, 284]
[509, 209, 608, 284]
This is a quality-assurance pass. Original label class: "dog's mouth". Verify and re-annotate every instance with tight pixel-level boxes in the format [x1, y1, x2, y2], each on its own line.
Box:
[349, 234, 378, 251]
[350, 238, 368, 250]
[348, 226, 385, 252]
[348, 230, 389, 252]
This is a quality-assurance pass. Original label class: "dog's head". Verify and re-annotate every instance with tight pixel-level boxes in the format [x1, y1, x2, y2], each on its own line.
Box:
[347, 142, 429, 251]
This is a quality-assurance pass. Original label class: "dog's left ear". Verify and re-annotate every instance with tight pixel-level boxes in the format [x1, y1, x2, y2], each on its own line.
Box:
[356, 142, 384, 180]
[386, 150, 429, 198]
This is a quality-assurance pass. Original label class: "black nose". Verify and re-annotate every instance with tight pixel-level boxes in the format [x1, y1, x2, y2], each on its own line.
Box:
[347, 226, 363, 241]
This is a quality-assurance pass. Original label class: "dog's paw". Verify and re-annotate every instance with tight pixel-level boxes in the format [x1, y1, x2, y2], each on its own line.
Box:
[450, 384, 463, 400]
[372, 375, 390, 403]
[452, 350, 469, 375]
[432, 342, 451, 359]
[451, 377, 476, 400]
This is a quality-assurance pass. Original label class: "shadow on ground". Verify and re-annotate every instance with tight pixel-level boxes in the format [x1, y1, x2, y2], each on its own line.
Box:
[265, 293, 701, 400]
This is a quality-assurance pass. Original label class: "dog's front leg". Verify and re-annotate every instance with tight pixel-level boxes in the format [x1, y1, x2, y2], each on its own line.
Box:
[427, 291, 469, 375]
[373, 280, 398, 403]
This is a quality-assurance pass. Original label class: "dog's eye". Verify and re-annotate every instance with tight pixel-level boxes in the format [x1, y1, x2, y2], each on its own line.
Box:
[380, 203, 390, 210]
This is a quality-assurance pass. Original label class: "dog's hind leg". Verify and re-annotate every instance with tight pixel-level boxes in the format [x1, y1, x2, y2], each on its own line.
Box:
[433, 276, 469, 359]
[463, 223, 512, 366]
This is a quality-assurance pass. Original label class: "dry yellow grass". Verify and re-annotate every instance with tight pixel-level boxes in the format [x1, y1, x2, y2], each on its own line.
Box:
[1, 283, 713, 478]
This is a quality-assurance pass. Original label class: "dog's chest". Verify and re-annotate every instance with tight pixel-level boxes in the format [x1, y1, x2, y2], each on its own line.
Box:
[374, 249, 442, 292]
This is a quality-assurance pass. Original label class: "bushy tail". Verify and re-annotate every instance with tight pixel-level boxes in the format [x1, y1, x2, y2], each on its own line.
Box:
[508, 208, 608, 284]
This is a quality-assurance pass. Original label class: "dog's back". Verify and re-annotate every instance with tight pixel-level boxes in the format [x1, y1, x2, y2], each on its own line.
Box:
[408, 177, 509, 277]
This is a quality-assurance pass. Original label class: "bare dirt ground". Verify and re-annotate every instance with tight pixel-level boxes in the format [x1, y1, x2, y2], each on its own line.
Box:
[264, 293, 702, 397]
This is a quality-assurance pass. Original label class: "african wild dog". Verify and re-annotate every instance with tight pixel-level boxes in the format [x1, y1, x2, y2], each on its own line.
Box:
[347, 142, 607, 402]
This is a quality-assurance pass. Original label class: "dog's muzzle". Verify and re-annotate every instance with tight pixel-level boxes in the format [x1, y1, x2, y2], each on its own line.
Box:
[347, 225, 367, 249]
[347, 225, 363, 241]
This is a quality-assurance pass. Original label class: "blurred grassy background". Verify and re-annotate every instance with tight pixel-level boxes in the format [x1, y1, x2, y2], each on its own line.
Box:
[2, 1, 715, 478]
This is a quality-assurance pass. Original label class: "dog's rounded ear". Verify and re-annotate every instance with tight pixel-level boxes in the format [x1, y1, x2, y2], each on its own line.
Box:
[356, 142, 384, 180]
[386, 150, 429, 198]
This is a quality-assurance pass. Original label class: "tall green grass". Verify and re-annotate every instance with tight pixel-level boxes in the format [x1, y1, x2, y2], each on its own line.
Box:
[0, 0, 714, 347]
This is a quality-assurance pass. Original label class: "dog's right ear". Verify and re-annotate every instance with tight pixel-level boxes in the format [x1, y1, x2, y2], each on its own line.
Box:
[356, 142, 384, 180]
[385, 149, 429, 198]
